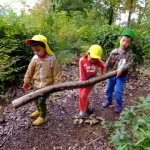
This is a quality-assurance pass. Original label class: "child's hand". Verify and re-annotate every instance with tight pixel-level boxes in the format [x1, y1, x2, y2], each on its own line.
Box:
[117, 69, 123, 77]
[22, 83, 30, 91]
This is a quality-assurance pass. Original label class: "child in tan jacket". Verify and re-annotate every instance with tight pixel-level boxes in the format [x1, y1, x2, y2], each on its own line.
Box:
[22, 35, 62, 125]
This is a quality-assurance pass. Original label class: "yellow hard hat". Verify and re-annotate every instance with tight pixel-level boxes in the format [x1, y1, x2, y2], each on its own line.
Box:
[88, 44, 103, 59]
[26, 35, 54, 56]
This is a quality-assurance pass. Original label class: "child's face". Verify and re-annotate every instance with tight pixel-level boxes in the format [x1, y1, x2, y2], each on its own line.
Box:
[119, 36, 132, 50]
[31, 45, 47, 57]
[87, 54, 98, 63]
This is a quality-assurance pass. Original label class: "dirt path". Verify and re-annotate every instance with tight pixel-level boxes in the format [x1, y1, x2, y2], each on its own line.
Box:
[0, 63, 150, 150]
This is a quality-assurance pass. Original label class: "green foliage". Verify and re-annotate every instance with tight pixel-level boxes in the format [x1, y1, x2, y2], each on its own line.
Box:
[0, 21, 34, 94]
[59, 0, 93, 13]
[94, 25, 120, 59]
[93, 0, 120, 25]
[132, 30, 150, 67]
[143, 43, 150, 60]
[38, 10, 103, 61]
[102, 95, 150, 149]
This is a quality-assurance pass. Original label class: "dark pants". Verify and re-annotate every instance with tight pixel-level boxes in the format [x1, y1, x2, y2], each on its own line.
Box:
[106, 75, 127, 106]
[34, 95, 48, 118]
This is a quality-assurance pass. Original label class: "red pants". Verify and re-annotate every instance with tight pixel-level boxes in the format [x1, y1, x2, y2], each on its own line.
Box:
[78, 86, 93, 112]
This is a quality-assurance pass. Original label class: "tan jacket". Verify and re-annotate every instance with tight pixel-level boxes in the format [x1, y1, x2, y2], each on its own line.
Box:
[24, 55, 62, 89]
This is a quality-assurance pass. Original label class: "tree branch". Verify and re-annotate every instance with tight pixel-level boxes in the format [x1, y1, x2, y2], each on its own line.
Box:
[12, 70, 117, 109]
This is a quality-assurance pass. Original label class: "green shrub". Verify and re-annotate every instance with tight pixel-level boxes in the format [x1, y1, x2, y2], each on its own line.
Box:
[0, 24, 34, 95]
[143, 43, 150, 60]
[102, 95, 150, 150]
[93, 25, 120, 59]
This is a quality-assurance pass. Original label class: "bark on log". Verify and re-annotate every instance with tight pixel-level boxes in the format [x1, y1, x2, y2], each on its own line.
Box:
[12, 70, 117, 108]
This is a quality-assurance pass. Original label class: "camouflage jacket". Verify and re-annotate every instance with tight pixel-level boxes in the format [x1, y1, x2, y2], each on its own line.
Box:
[105, 48, 133, 75]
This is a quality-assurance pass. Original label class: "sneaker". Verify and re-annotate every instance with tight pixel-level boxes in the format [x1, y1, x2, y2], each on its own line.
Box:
[32, 116, 48, 125]
[86, 104, 94, 115]
[29, 110, 40, 118]
[103, 101, 112, 108]
[114, 105, 122, 113]
[78, 111, 86, 119]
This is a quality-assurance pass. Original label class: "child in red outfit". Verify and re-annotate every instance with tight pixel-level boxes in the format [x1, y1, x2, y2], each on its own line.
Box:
[78, 45, 105, 118]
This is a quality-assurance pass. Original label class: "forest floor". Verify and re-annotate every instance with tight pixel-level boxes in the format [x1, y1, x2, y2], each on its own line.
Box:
[0, 61, 150, 150]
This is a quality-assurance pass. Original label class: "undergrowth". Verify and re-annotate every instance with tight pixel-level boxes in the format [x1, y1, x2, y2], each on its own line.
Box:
[102, 94, 150, 150]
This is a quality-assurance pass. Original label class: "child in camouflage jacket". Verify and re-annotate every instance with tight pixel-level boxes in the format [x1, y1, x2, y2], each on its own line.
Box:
[103, 28, 135, 113]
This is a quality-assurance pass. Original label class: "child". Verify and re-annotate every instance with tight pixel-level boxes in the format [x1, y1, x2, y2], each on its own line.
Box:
[78, 45, 105, 118]
[103, 28, 135, 113]
[22, 35, 62, 125]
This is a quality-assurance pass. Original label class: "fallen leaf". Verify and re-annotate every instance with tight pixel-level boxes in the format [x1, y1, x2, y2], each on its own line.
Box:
[109, 105, 115, 108]
[90, 119, 99, 125]
[96, 117, 105, 121]
[78, 119, 83, 124]
[73, 119, 78, 124]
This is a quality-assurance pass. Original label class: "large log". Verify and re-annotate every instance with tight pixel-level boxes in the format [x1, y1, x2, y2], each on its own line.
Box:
[12, 70, 117, 108]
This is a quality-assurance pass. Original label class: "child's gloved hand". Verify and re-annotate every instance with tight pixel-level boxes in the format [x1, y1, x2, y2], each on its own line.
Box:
[117, 69, 123, 77]
[22, 83, 30, 91]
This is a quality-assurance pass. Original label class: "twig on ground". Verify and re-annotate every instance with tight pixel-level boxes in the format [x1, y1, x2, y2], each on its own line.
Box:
[81, 136, 102, 150]
[0, 124, 14, 148]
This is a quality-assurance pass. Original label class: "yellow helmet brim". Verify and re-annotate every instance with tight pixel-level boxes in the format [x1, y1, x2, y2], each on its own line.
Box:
[26, 35, 54, 56]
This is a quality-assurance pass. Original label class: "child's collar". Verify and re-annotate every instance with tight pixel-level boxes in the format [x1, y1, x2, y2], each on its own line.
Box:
[39, 54, 48, 61]
[112, 48, 127, 54]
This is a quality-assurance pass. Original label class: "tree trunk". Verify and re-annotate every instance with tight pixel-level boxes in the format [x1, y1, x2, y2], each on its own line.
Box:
[12, 70, 117, 109]
[108, 7, 114, 25]
[127, 0, 133, 27]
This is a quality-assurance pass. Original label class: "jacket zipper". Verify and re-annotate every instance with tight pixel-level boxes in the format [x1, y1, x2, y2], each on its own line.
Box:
[39, 61, 43, 88]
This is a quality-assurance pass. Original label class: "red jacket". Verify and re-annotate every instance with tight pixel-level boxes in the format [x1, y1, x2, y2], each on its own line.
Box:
[79, 54, 105, 81]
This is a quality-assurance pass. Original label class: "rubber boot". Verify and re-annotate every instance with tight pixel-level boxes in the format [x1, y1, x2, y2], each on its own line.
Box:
[29, 110, 40, 118]
[32, 116, 48, 126]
